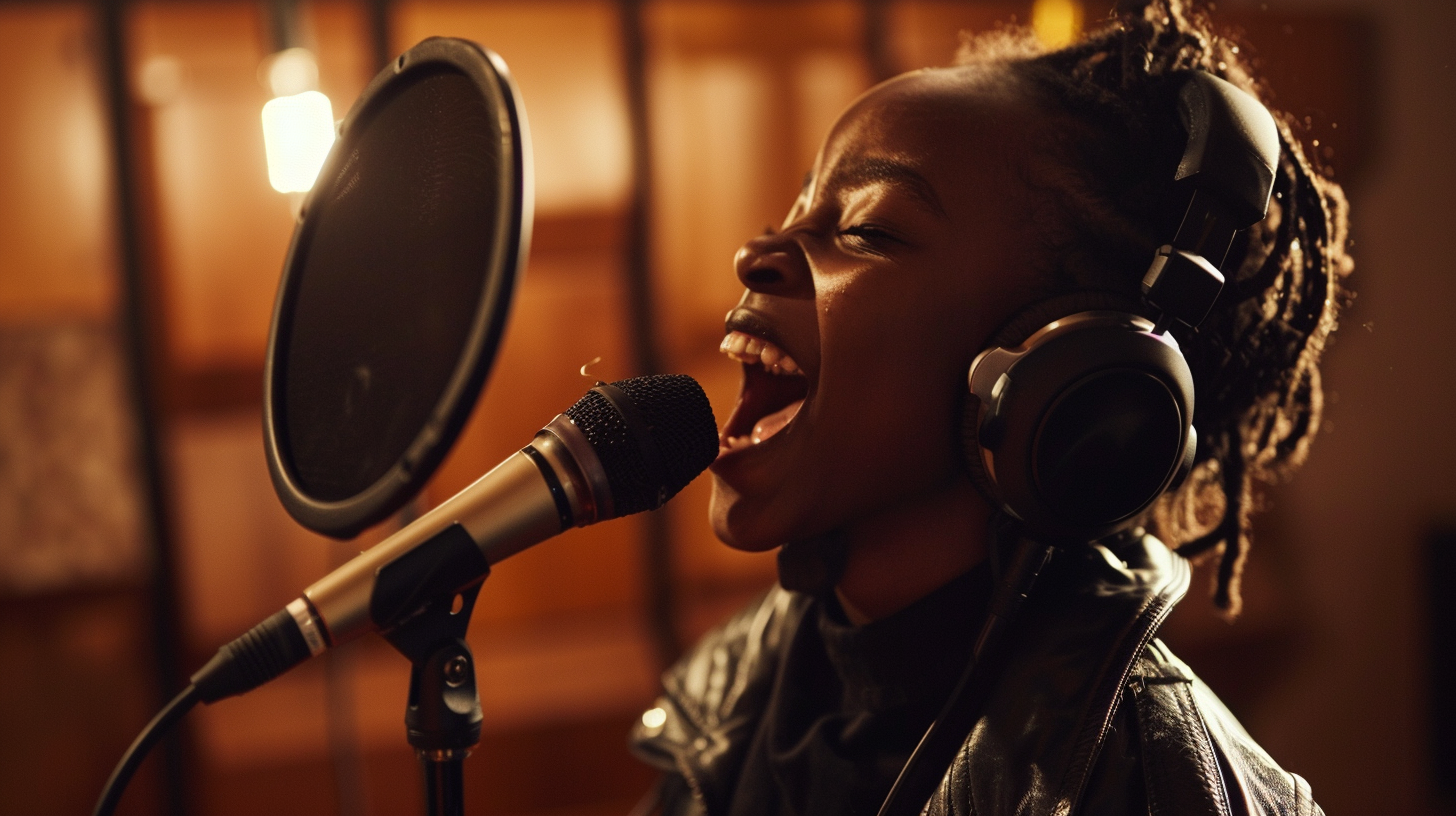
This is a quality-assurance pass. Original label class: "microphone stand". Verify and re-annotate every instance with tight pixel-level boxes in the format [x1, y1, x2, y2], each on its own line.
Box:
[379, 554, 487, 816]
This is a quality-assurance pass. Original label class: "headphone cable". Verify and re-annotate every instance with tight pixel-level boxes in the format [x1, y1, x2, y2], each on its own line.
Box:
[874, 532, 1054, 816]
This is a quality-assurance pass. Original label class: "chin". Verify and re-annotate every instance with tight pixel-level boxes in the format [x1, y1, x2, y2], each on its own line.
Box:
[708, 474, 792, 553]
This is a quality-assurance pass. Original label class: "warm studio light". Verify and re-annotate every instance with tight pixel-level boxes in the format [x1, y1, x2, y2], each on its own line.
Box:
[641, 707, 667, 729]
[260, 48, 334, 194]
[262, 90, 335, 193]
[1032, 0, 1084, 48]
[267, 47, 320, 97]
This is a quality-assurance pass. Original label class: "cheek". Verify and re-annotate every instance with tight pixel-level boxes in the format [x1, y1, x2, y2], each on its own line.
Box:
[820, 273, 972, 383]
[812, 259, 1021, 455]
[812, 297, 967, 478]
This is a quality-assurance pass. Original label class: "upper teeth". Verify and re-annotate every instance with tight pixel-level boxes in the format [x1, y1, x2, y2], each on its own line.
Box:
[720, 330, 801, 375]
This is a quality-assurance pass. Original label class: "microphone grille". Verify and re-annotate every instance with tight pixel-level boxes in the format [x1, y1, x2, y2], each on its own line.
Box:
[563, 374, 719, 517]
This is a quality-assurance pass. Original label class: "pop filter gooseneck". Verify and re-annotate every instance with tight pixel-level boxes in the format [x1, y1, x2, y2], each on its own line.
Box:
[264, 37, 532, 539]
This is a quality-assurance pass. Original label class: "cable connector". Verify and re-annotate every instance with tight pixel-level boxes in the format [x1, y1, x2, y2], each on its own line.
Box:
[190, 607, 313, 703]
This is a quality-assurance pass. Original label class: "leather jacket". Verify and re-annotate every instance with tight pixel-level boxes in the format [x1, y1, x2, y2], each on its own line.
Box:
[630, 534, 1324, 816]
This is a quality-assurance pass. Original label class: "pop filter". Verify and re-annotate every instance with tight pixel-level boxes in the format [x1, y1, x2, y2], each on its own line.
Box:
[263, 38, 532, 539]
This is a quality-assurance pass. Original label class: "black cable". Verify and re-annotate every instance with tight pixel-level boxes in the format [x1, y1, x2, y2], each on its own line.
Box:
[94, 605, 315, 816]
[93, 683, 201, 816]
[874, 534, 1055, 816]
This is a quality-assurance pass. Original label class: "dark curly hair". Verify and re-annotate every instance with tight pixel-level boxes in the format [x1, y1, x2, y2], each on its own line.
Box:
[957, 0, 1353, 616]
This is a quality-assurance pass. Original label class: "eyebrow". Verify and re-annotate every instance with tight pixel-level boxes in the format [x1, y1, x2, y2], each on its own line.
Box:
[820, 157, 947, 218]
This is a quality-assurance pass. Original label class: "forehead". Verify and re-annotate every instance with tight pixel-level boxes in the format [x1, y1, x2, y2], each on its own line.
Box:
[808, 67, 1039, 208]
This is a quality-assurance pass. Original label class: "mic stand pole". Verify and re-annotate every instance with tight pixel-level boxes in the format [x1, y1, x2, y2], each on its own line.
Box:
[382, 581, 485, 816]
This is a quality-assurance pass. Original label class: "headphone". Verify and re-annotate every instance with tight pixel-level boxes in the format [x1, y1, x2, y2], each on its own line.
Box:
[962, 72, 1282, 540]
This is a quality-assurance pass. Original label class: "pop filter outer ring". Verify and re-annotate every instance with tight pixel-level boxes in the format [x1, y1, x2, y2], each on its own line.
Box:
[263, 38, 533, 539]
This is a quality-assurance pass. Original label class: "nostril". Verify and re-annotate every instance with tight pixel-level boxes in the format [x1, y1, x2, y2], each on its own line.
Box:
[743, 266, 782, 286]
[735, 232, 807, 294]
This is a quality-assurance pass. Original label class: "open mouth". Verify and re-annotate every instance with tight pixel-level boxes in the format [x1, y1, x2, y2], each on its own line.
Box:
[719, 329, 809, 454]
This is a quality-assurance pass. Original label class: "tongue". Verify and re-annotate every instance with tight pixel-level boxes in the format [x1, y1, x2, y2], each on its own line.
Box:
[751, 399, 804, 445]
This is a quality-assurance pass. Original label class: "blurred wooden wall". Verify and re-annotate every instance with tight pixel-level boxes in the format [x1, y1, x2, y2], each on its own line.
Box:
[0, 1, 1421, 815]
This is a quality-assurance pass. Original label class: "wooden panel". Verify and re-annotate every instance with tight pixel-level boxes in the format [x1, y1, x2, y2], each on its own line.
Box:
[890, 0, 1032, 71]
[194, 711, 654, 816]
[129, 0, 292, 372]
[0, 3, 117, 324]
[651, 0, 863, 56]
[392, 0, 632, 214]
[646, 2, 875, 600]
[130, 0, 372, 376]
[190, 614, 657, 766]
[1216, 9, 1376, 179]
[0, 589, 164, 816]
[168, 409, 338, 649]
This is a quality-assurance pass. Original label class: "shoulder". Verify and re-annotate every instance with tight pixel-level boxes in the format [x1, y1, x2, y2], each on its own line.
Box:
[1104, 638, 1325, 816]
[923, 534, 1323, 816]
[658, 585, 807, 734]
[629, 586, 810, 810]
[1132, 640, 1324, 816]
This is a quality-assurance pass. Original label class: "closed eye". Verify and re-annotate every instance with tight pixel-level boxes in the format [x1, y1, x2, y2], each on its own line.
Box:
[839, 224, 904, 252]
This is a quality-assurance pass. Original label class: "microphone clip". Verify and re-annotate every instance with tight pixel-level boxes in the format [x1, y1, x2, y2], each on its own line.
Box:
[378, 527, 486, 762]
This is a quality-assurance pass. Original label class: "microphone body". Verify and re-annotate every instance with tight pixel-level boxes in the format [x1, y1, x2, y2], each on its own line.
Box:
[295, 415, 608, 651]
[190, 375, 717, 704]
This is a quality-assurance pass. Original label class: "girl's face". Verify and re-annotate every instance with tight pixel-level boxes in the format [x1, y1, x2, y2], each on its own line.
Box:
[708, 67, 1051, 552]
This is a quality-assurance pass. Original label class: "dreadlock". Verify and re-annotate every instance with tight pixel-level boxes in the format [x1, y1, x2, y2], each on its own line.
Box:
[957, 0, 1353, 617]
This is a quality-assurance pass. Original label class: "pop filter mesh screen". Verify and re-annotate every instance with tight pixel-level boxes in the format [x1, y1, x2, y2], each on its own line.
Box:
[280, 65, 497, 502]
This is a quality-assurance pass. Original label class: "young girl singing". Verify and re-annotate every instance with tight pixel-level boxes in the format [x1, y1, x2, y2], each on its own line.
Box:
[633, 3, 1349, 814]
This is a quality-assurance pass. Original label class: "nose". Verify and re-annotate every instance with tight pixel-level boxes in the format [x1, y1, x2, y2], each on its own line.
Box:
[733, 230, 812, 296]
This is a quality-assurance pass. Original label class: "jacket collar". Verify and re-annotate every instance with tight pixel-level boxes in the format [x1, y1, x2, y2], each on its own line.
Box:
[631, 533, 1190, 816]
[946, 533, 1191, 816]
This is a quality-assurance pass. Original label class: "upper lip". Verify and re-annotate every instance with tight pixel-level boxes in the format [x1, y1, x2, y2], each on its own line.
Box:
[724, 307, 798, 367]
[717, 303, 813, 450]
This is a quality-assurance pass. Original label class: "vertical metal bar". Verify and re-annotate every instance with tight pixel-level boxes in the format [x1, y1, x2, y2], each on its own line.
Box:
[325, 649, 370, 816]
[618, 0, 680, 669]
[863, 0, 896, 83]
[266, 0, 302, 52]
[419, 758, 464, 816]
[96, 0, 189, 814]
[367, 0, 391, 72]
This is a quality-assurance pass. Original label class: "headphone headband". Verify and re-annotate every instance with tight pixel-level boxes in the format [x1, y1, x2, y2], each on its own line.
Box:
[1145, 73, 1281, 330]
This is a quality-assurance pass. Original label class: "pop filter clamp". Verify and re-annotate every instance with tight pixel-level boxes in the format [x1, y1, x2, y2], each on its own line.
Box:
[260, 37, 530, 816]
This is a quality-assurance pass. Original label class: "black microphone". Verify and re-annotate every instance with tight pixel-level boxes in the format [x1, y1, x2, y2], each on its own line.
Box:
[189, 374, 718, 704]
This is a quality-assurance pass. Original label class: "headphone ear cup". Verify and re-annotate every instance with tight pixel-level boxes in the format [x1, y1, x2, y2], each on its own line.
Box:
[960, 391, 1000, 507]
[1167, 425, 1198, 492]
[961, 291, 1148, 503]
[963, 293, 1192, 538]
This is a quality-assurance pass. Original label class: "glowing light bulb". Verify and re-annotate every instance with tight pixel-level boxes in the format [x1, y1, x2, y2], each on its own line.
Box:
[1032, 0, 1083, 48]
[262, 90, 336, 193]
[267, 47, 320, 97]
[641, 707, 667, 729]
